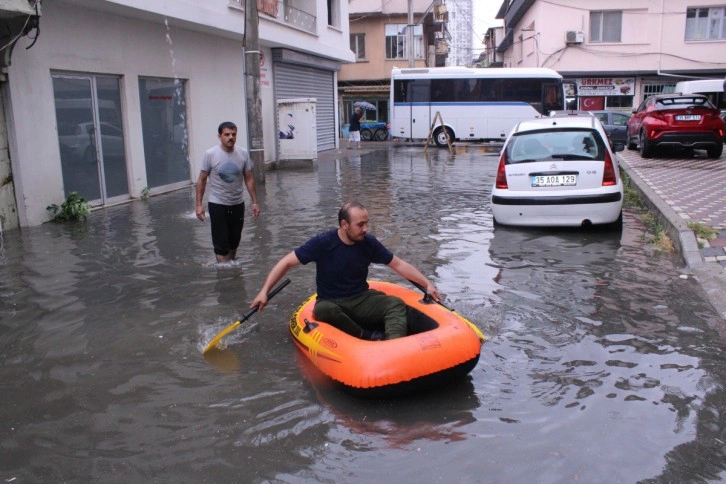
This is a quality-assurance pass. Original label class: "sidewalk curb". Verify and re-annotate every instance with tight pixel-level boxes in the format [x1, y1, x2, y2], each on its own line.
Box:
[619, 157, 726, 321]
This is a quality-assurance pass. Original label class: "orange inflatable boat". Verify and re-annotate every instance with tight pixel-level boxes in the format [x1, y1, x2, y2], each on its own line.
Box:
[289, 281, 485, 398]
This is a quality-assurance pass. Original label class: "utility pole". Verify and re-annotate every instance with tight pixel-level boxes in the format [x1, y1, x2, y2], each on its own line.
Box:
[244, 0, 265, 184]
[408, 0, 415, 67]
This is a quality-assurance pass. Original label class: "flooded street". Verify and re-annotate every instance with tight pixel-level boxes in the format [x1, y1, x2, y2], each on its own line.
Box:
[2, 144, 725, 483]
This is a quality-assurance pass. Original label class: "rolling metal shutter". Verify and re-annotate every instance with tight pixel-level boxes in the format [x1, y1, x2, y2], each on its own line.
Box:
[274, 63, 335, 152]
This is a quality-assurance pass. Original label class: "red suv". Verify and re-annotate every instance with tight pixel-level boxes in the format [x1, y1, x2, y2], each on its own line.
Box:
[626, 94, 724, 158]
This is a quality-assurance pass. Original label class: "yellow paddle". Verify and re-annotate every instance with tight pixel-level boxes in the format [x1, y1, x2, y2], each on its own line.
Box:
[203, 278, 291, 354]
[408, 279, 486, 341]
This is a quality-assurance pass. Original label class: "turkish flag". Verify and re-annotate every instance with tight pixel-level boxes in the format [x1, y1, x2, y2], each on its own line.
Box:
[581, 97, 604, 110]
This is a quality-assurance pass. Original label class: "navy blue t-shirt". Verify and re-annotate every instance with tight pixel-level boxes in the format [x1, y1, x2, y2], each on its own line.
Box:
[294, 229, 394, 299]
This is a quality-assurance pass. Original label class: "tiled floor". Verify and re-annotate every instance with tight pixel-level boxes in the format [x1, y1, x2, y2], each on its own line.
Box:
[618, 149, 726, 269]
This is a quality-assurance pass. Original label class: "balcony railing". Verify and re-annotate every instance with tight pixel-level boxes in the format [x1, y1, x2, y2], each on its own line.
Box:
[228, 0, 317, 34]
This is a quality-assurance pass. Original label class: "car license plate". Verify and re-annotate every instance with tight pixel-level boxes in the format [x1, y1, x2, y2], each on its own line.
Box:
[675, 114, 701, 121]
[531, 175, 577, 187]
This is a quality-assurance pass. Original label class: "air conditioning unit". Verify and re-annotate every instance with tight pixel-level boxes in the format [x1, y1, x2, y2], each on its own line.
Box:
[565, 31, 584, 44]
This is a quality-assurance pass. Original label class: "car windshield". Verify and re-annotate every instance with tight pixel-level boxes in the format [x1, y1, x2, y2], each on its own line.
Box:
[506, 129, 605, 164]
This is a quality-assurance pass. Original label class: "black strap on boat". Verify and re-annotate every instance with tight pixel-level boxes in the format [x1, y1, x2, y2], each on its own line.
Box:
[303, 318, 318, 333]
[421, 293, 436, 305]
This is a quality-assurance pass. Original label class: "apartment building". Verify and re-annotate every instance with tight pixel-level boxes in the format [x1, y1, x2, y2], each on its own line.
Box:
[1, 0, 354, 229]
[444, 0, 474, 67]
[339, 0, 446, 130]
[495, 0, 726, 111]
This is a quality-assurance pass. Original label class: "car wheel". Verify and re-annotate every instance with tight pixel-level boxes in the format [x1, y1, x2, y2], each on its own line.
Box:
[360, 129, 373, 141]
[706, 143, 723, 159]
[638, 131, 653, 158]
[434, 127, 454, 147]
[373, 128, 388, 141]
[626, 131, 637, 150]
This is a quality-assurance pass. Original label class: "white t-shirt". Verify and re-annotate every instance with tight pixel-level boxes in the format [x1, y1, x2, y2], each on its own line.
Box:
[200, 145, 253, 205]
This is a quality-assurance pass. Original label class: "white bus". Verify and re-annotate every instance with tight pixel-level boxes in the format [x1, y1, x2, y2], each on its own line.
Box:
[390, 67, 566, 147]
[674, 79, 725, 112]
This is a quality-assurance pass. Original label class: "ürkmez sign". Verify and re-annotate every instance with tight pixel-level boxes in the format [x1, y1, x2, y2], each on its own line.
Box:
[576, 78, 635, 96]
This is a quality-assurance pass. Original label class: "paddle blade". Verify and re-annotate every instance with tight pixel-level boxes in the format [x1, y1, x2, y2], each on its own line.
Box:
[203, 321, 241, 354]
[201, 278, 291, 354]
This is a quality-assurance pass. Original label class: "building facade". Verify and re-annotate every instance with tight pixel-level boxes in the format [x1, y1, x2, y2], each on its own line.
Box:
[339, 0, 446, 132]
[495, 0, 726, 111]
[2, 0, 354, 229]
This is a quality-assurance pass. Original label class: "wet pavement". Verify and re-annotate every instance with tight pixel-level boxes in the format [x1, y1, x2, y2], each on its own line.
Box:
[1, 141, 726, 483]
[617, 147, 726, 320]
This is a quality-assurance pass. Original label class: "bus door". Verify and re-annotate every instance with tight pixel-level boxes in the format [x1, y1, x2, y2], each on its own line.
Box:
[392, 78, 430, 140]
[408, 79, 431, 140]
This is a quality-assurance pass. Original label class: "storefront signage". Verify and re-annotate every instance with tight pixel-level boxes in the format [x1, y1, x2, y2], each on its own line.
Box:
[576, 78, 634, 96]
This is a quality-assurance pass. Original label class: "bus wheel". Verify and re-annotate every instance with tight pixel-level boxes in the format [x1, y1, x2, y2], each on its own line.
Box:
[434, 127, 454, 147]
[361, 129, 373, 141]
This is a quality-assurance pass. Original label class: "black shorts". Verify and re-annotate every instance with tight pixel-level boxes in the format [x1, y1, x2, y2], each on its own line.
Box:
[208, 201, 245, 255]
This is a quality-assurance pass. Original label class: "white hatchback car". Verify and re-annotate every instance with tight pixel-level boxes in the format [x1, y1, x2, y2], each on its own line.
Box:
[491, 113, 624, 228]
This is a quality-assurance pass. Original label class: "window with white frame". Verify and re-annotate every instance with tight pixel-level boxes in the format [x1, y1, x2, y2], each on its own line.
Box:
[385, 24, 424, 60]
[590, 11, 622, 42]
[685, 7, 726, 40]
[350, 33, 366, 61]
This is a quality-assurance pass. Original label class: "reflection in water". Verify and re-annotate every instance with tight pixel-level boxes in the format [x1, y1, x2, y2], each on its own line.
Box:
[0, 145, 724, 482]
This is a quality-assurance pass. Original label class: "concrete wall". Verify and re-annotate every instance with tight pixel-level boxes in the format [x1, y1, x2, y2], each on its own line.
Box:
[0, 87, 18, 231]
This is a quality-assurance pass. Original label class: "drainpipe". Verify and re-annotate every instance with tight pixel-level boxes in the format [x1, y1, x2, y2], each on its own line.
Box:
[408, 0, 415, 67]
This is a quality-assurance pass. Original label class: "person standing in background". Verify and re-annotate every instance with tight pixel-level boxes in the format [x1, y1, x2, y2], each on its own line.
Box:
[348, 107, 362, 149]
[196, 121, 260, 263]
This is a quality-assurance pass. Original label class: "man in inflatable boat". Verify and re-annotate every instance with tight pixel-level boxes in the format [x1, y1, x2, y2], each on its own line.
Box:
[250, 201, 442, 341]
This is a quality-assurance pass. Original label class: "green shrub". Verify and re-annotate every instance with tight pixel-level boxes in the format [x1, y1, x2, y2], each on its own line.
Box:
[46, 192, 91, 221]
[687, 221, 717, 240]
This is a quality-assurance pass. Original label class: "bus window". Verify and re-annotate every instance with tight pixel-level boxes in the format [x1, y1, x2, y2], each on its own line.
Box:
[393, 80, 408, 103]
[408, 79, 430, 103]
[431, 79, 451, 103]
[393, 79, 430, 103]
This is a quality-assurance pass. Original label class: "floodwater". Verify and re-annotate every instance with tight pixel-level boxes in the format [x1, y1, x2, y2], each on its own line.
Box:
[1, 144, 725, 483]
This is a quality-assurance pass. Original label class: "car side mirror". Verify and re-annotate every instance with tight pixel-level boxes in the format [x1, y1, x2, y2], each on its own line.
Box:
[611, 142, 625, 152]
[631, 108, 637, 114]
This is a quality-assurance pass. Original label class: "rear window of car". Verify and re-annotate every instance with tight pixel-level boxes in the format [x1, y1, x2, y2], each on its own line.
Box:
[655, 96, 715, 110]
[506, 128, 606, 164]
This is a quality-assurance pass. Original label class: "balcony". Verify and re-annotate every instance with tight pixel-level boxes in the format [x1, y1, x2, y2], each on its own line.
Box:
[228, 0, 317, 34]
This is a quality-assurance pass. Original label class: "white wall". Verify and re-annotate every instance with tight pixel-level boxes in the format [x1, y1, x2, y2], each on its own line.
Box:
[7, 0, 247, 226]
[503, 0, 726, 73]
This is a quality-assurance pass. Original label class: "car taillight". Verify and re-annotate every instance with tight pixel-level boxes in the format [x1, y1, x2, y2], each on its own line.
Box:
[602, 152, 617, 186]
[650, 111, 666, 121]
[495, 154, 508, 189]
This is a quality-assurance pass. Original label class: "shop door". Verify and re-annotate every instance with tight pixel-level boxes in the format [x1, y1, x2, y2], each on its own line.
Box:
[52, 75, 129, 205]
